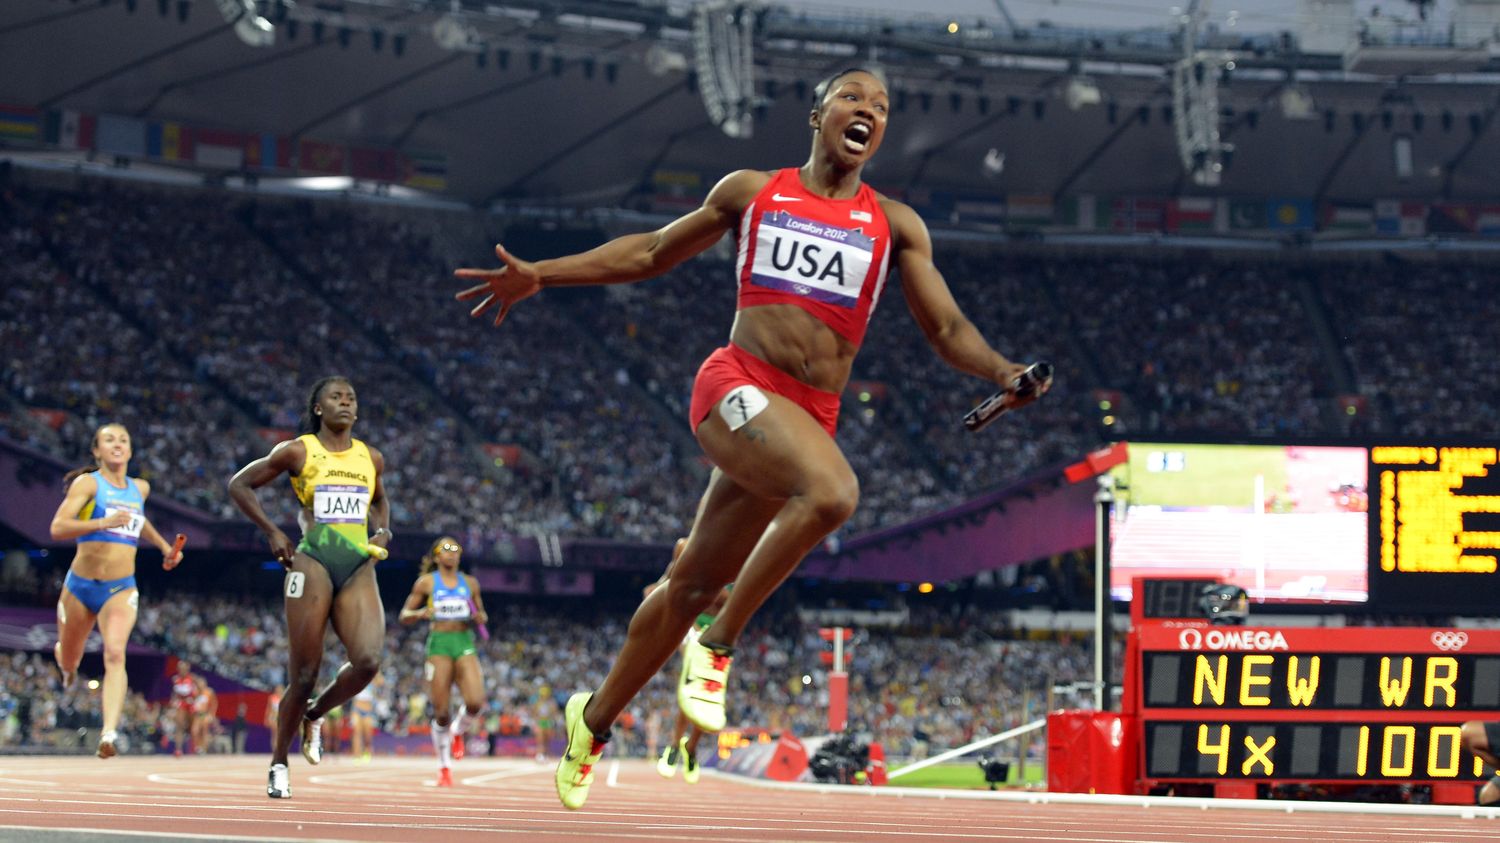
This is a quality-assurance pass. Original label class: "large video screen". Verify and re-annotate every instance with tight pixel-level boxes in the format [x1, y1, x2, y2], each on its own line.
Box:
[1108, 443, 1369, 603]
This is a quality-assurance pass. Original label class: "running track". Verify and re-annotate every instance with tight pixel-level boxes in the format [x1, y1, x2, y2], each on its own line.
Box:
[0, 756, 1495, 842]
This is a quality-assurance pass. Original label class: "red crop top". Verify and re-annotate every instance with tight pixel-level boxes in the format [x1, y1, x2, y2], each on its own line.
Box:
[734, 168, 894, 348]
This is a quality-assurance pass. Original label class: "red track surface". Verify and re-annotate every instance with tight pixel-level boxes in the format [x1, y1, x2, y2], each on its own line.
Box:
[0, 756, 1492, 842]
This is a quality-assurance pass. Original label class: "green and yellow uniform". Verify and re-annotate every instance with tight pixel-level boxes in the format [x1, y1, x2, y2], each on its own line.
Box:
[426, 570, 478, 660]
[290, 433, 378, 591]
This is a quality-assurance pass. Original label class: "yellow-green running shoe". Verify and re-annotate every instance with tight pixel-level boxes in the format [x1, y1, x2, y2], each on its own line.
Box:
[677, 640, 733, 733]
[555, 692, 609, 810]
[681, 737, 700, 785]
[656, 741, 680, 778]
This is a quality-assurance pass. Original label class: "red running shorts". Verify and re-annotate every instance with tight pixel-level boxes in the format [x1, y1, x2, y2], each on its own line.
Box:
[689, 343, 840, 438]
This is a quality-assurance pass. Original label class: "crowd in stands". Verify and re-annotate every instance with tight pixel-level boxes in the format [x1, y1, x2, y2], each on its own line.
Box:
[247, 203, 703, 542]
[5, 172, 1498, 549]
[0, 650, 163, 753]
[117, 589, 1089, 760]
[1053, 253, 1328, 436]
[1315, 258, 1500, 436]
[0, 194, 254, 515]
[2, 577, 1091, 763]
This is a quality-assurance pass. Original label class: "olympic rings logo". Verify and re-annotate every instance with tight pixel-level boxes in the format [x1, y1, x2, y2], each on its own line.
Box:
[1431, 631, 1470, 651]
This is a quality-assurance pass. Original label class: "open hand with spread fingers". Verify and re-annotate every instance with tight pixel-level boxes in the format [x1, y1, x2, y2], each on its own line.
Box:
[454, 244, 543, 327]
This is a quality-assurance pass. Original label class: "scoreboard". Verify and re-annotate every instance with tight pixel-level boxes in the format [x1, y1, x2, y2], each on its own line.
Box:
[1369, 445, 1500, 612]
[1106, 440, 1500, 611]
[1130, 624, 1500, 786]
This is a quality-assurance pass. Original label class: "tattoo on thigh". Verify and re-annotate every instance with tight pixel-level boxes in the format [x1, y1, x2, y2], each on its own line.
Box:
[742, 425, 767, 443]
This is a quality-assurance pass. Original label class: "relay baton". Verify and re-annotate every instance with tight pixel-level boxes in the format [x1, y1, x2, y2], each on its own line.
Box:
[164, 533, 187, 569]
[365, 543, 389, 561]
[469, 597, 490, 641]
[963, 361, 1054, 433]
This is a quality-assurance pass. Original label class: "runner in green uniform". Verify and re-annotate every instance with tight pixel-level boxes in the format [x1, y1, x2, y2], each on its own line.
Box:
[400, 536, 489, 787]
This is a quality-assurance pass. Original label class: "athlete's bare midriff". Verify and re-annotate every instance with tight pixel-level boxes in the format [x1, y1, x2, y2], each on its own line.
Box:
[728, 304, 859, 394]
[68, 542, 137, 581]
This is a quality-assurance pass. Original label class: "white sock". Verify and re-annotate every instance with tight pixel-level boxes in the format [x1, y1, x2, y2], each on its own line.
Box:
[432, 724, 452, 768]
[451, 706, 470, 736]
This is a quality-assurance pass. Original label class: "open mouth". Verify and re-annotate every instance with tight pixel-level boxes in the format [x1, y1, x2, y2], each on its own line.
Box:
[842, 122, 872, 154]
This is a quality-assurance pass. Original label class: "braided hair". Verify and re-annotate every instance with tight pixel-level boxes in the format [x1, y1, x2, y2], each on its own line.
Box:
[299, 376, 351, 434]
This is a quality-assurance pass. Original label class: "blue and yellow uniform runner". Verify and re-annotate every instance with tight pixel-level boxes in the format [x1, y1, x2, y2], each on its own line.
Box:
[66, 470, 146, 613]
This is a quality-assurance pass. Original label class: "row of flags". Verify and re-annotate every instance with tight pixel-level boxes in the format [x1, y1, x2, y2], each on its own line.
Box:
[643, 166, 1500, 238]
[975, 195, 1500, 237]
[5, 102, 1494, 233]
[0, 103, 447, 191]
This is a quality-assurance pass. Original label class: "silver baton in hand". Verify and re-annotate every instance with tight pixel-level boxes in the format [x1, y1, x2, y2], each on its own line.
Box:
[963, 361, 1054, 433]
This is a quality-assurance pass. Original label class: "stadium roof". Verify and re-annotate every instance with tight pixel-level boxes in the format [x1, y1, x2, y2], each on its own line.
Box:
[2, 0, 1497, 205]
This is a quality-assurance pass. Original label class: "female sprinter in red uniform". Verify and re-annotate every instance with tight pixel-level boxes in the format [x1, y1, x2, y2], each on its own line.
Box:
[190, 676, 219, 754]
[49, 423, 185, 759]
[169, 661, 198, 755]
[456, 67, 1047, 810]
[228, 376, 391, 799]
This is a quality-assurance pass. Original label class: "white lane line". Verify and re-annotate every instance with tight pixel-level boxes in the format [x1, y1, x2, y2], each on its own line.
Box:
[709, 770, 1500, 820]
[0, 806, 1186, 843]
[0, 822, 347, 842]
[461, 767, 548, 785]
[0, 793, 1483, 842]
[145, 773, 208, 787]
[0, 790, 1473, 838]
[309, 768, 426, 785]
[1, 795, 1405, 842]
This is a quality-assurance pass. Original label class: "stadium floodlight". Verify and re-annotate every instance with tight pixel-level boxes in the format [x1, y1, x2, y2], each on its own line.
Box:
[215, 0, 275, 47]
[645, 44, 690, 76]
[1065, 76, 1101, 110]
[1171, 1, 1233, 186]
[1279, 85, 1317, 119]
[432, 12, 482, 52]
[693, 1, 760, 138]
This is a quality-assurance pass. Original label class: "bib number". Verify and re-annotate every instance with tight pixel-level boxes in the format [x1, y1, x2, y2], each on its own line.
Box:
[285, 571, 306, 599]
[748, 211, 875, 308]
[312, 485, 370, 525]
[104, 505, 145, 539]
[433, 597, 470, 621]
